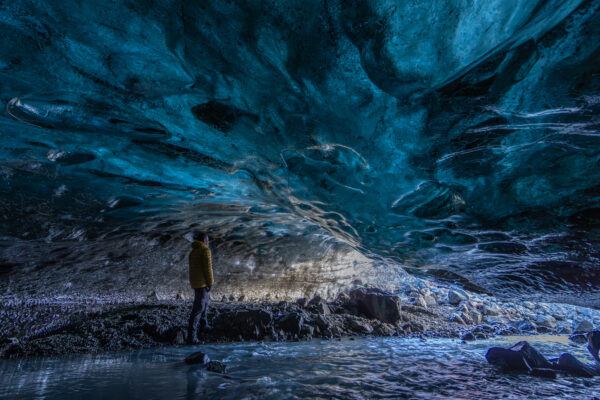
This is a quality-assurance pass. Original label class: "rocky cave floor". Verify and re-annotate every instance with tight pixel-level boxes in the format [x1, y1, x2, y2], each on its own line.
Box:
[2, 281, 600, 360]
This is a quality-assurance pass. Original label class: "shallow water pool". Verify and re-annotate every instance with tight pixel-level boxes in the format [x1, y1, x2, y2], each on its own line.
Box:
[1, 336, 599, 399]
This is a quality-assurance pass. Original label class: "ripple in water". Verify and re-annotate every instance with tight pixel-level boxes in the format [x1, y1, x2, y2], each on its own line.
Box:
[1, 336, 599, 399]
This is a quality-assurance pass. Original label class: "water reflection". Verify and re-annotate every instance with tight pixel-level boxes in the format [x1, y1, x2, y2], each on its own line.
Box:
[1, 337, 599, 399]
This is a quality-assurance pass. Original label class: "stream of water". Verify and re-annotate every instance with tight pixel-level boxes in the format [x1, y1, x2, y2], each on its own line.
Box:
[1, 336, 599, 399]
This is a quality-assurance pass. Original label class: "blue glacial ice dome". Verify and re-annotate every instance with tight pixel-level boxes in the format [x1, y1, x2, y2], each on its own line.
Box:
[1, 0, 600, 301]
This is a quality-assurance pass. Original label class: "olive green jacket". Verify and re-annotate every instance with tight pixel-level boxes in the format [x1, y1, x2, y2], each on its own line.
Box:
[189, 241, 213, 288]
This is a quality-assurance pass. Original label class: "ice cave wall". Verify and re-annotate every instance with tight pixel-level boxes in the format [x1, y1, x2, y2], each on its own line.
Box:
[1, 0, 600, 299]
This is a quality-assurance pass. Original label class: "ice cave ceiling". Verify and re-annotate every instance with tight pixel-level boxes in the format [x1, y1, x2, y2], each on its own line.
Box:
[2, 0, 600, 298]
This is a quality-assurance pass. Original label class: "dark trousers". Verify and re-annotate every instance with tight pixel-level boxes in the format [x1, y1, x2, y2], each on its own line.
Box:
[187, 287, 210, 341]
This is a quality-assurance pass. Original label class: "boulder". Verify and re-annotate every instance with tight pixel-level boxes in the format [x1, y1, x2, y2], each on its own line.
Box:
[450, 314, 466, 325]
[213, 309, 273, 340]
[206, 361, 227, 373]
[535, 315, 557, 330]
[486, 348, 529, 371]
[347, 288, 402, 324]
[556, 353, 597, 377]
[568, 334, 588, 344]
[373, 322, 396, 336]
[314, 314, 331, 331]
[588, 330, 600, 362]
[574, 320, 594, 334]
[485, 341, 552, 371]
[423, 295, 437, 307]
[459, 312, 473, 325]
[277, 312, 304, 336]
[448, 289, 468, 305]
[346, 316, 373, 334]
[469, 310, 482, 325]
[483, 303, 502, 316]
[558, 325, 573, 335]
[410, 296, 427, 308]
[498, 327, 518, 336]
[510, 341, 552, 369]
[518, 321, 536, 332]
[307, 296, 331, 315]
[185, 351, 210, 365]
[296, 298, 307, 307]
[472, 324, 494, 334]
[300, 324, 314, 337]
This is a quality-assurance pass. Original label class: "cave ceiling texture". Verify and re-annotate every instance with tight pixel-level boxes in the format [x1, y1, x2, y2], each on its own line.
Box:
[2, 0, 600, 302]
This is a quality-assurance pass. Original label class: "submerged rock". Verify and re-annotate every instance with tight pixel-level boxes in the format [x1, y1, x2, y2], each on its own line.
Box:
[529, 368, 557, 379]
[185, 352, 210, 365]
[486, 339, 600, 378]
[485, 341, 552, 371]
[206, 360, 228, 373]
[555, 353, 597, 377]
[588, 330, 600, 363]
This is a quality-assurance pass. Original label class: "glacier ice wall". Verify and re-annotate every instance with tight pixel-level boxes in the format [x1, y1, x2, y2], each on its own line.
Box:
[1, 0, 600, 299]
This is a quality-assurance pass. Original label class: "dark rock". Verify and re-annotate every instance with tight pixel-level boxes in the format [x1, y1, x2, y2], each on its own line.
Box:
[485, 341, 552, 371]
[530, 368, 557, 379]
[373, 322, 396, 336]
[406, 321, 425, 333]
[307, 296, 323, 306]
[347, 288, 402, 324]
[307, 296, 331, 315]
[472, 324, 494, 334]
[510, 341, 552, 369]
[518, 321, 536, 332]
[185, 351, 210, 365]
[296, 298, 307, 307]
[164, 326, 186, 345]
[300, 324, 314, 337]
[314, 314, 331, 331]
[569, 333, 588, 344]
[206, 360, 228, 373]
[556, 353, 597, 377]
[448, 289, 468, 306]
[336, 292, 350, 303]
[0, 337, 21, 359]
[588, 330, 600, 362]
[536, 326, 551, 334]
[214, 309, 273, 340]
[498, 327, 518, 336]
[574, 320, 594, 334]
[277, 312, 304, 336]
[486, 348, 530, 371]
[461, 332, 475, 341]
[345, 316, 373, 334]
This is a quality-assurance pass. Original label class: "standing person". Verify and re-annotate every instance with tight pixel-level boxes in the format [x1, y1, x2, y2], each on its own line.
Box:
[187, 232, 213, 344]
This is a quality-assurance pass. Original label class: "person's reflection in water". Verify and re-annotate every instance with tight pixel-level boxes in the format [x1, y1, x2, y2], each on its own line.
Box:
[186, 365, 206, 400]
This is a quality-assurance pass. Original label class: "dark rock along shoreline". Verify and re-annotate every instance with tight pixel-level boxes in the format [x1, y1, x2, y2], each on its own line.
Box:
[1, 288, 435, 359]
[3, 286, 598, 360]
